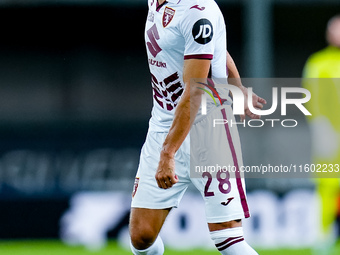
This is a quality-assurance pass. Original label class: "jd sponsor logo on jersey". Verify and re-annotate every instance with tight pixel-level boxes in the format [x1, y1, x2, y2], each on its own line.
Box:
[192, 18, 213, 44]
[163, 6, 175, 28]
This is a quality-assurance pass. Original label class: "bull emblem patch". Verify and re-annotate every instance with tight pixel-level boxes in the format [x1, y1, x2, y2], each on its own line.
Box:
[163, 7, 175, 28]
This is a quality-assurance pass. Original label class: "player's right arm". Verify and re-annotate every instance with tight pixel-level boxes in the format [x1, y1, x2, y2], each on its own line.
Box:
[155, 59, 210, 189]
[155, 4, 216, 189]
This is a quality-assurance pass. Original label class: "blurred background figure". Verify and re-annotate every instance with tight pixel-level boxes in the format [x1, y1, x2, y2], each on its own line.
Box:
[303, 14, 340, 255]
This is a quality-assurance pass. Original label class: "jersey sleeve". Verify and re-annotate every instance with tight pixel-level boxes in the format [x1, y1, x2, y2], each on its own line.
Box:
[179, 6, 217, 60]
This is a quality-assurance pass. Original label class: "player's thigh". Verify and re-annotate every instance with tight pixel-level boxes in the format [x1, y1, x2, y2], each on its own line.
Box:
[191, 106, 249, 223]
[132, 130, 190, 209]
[192, 174, 248, 223]
[129, 208, 170, 245]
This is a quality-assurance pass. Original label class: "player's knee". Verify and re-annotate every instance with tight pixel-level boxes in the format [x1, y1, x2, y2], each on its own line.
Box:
[130, 226, 158, 250]
[208, 219, 242, 232]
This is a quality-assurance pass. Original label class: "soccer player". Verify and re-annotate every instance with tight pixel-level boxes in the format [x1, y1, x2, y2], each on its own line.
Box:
[129, 0, 266, 254]
[303, 14, 340, 255]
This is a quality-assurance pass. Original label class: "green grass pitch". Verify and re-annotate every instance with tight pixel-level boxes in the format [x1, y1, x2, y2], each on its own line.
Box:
[0, 240, 339, 255]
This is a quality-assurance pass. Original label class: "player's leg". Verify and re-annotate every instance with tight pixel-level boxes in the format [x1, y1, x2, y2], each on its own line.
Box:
[208, 221, 258, 255]
[318, 178, 340, 237]
[129, 131, 190, 254]
[192, 173, 258, 255]
[191, 105, 258, 254]
[313, 177, 340, 255]
[129, 207, 170, 254]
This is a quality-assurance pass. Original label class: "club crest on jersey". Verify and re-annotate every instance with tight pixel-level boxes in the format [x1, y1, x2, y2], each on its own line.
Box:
[163, 6, 175, 28]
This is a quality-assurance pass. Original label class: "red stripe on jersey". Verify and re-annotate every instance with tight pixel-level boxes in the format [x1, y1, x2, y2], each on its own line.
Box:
[184, 54, 213, 60]
[220, 108, 250, 218]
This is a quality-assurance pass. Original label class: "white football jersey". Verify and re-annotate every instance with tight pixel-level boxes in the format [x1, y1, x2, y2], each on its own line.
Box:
[145, 0, 228, 132]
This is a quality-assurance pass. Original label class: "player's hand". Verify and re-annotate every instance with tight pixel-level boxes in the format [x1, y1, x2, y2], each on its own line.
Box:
[155, 152, 179, 189]
[240, 86, 267, 121]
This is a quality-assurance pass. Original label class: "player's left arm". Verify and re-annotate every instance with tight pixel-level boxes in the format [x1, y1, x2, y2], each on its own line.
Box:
[227, 51, 267, 120]
[155, 59, 210, 189]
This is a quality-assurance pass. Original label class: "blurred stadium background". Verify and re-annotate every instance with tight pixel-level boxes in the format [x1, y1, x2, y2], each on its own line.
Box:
[0, 0, 339, 254]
